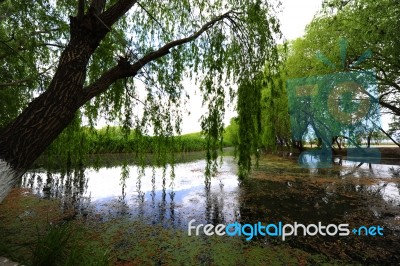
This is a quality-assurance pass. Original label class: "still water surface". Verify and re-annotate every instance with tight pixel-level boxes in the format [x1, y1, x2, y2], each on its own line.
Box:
[19, 153, 400, 262]
[20, 154, 400, 227]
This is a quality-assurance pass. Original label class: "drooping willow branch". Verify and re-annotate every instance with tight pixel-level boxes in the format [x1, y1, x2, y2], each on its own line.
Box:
[82, 10, 236, 103]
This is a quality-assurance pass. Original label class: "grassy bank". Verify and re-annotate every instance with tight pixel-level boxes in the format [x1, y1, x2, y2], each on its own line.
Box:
[40, 127, 233, 168]
[61, 127, 231, 154]
[0, 188, 357, 266]
[84, 130, 219, 154]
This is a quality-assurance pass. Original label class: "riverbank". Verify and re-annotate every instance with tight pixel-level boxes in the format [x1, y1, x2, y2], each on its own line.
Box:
[333, 146, 400, 158]
[0, 188, 360, 266]
[271, 146, 400, 165]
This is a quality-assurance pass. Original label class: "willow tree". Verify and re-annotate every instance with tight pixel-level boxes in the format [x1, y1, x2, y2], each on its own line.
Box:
[281, 0, 400, 147]
[0, 0, 281, 200]
[297, 0, 400, 116]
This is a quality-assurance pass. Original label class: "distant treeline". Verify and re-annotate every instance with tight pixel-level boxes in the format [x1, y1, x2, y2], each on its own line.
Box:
[38, 126, 233, 168]
[84, 128, 231, 154]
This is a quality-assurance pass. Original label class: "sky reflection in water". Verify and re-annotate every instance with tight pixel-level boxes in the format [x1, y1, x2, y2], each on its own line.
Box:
[21, 156, 400, 227]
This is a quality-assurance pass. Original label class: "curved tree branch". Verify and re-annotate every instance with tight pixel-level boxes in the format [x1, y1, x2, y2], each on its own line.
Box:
[0, 66, 53, 90]
[82, 11, 234, 103]
[0, 78, 32, 89]
[100, 0, 138, 27]
[379, 100, 400, 117]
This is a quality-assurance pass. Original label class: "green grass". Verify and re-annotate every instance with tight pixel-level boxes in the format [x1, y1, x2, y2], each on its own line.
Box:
[0, 189, 360, 266]
[39, 127, 233, 169]
[31, 224, 109, 266]
[0, 189, 109, 266]
[46, 127, 231, 156]
[4, 220, 353, 266]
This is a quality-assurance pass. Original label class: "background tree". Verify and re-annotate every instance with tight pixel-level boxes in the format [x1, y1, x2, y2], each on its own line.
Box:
[0, 0, 281, 201]
[223, 118, 239, 148]
[319, 0, 400, 117]
[282, 0, 400, 147]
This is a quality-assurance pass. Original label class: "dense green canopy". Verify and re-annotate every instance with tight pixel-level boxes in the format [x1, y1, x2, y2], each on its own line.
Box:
[0, 0, 281, 178]
[256, 0, 400, 151]
[289, 0, 400, 117]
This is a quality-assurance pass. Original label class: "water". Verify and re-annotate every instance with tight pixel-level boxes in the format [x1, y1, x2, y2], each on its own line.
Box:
[18, 153, 400, 263]
[21, 157, 241, 227]
[20, 154, 400, 225]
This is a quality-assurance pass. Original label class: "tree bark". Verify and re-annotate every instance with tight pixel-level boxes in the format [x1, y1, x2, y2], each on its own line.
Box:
[0, 13, 108, 175]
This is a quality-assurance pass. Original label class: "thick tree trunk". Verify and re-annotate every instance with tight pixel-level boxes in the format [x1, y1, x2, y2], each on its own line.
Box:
[0, 14, 108, 201]
[0, 73, 81, 172]
[367, 132, 372, 148]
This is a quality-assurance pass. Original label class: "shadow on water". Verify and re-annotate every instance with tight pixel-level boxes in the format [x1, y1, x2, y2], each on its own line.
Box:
[19, 152, 400, 264]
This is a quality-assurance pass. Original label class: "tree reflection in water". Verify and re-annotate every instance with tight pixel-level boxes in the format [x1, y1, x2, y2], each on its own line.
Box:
[19, 157, 399, 231]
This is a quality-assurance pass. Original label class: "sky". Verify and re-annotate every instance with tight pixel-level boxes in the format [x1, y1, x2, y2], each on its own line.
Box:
[180, 0, 324, 134]
[277, 0, 323, 41]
